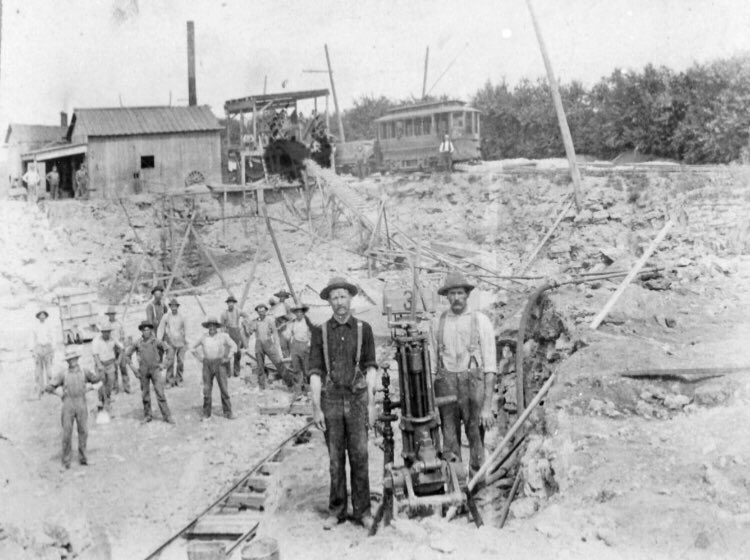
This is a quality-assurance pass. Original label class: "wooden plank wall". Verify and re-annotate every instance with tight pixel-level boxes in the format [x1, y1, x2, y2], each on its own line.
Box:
[87, 131, 221, 198]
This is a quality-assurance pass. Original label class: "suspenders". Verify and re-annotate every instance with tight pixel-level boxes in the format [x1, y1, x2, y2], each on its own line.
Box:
[321, 319, 363, 390]
[436, 310, 481, 370]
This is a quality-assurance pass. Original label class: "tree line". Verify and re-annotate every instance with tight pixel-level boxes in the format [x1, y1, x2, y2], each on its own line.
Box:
[341, 55, 750, 164]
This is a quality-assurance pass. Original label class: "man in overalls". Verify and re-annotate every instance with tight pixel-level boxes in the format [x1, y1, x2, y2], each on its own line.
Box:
[249, 302, 286, 389]
[125, 321, 174, 424]
[309, 277, 378, 531]
[46, 349, 100, 469]
[431, 271, 497, 478]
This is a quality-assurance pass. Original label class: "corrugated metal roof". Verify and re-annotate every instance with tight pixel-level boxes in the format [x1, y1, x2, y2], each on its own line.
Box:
[4, 124, 67, 144]
[71, 105, 222, 138]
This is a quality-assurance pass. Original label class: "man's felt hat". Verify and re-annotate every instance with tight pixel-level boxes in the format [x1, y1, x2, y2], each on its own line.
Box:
[254, 302, 268, 312]
[290, 300, 309, 313]
[201, 316, 221, 328]
[64, 348, 81, 361]
[99, 322, 113, 332]
[226, 295, 237, 304]
[168, 298, 180, 307]
[138, 321, 154, 331]
[151, 286, 164, 295]
[437, 270, 475, 296]
[105, 305, 117, 315]
[319, 277, 358, 300]
[274, 290, 291, 299]
[35, 309, 49, 320]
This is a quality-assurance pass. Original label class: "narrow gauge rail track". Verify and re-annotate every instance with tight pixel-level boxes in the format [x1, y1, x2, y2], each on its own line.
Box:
[143, 421, 314, 560]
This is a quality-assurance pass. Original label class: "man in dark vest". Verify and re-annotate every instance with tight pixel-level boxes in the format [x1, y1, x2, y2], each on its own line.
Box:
[309, 277, 377, 531]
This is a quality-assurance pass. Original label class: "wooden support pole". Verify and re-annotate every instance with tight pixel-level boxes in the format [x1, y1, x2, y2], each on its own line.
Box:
[324, 44, 345, 143]
[422, 46, 430, 99]
[121, 252, 148, 323]
[525, 0, 582, 212]
[262, 206, 298, 303]
[164, 213, 195, 295]
[518, 197, 574, 274]
[239, 229, 267, 311]
[498, 469, 523, 528]
[190, 224, 233, 295]
[590, 219, 674, 330]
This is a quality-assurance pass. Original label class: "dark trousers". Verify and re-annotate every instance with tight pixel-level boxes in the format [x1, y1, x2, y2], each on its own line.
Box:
[165, 346, 186, 386]
[61, 398, 88, 466]
[226, 328, 243, 377]
[289, 340, 310, 388]
[255, 340, 286, 389]
[139, 366, 172, 421]
[113, 349, 130, 393]
[202, 359, 232, 417]
[434, 369, 485, 474]
[321, 388, 371, 521]
[97, 360, 116, 410]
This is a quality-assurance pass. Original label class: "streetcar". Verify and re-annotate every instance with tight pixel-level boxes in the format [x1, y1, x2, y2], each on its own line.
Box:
[373, 99, 481, 171]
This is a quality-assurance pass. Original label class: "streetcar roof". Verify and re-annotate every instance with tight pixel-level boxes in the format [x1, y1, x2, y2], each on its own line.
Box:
[374, 100, 480, 123]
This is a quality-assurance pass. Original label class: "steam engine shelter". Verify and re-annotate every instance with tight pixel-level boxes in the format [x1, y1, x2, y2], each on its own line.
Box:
[21, 105, 222, 198]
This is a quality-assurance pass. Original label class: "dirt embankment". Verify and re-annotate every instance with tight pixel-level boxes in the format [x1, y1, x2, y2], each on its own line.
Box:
[1, 162, 750, 559]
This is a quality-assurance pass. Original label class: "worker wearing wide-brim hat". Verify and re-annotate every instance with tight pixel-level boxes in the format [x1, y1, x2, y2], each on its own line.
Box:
[146, 286, 167, 333]
[103, 305, 129, 393]
[157, 298, 187, 387]
[246, 300, 287, 390]
[92, 321, 123, 414]
[309, 277, 377, 531]
[220, 295, 248, 378]
[430, 270, 497, 478]
[192, 316, 237, 420]
[287, 301, 314, 392]
[124, 321, 174, 424]
[31, 308, 55, 397]
[45, 347, 100, 469]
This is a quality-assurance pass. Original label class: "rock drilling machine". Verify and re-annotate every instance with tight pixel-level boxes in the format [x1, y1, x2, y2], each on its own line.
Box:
[370, 278, 483, 534]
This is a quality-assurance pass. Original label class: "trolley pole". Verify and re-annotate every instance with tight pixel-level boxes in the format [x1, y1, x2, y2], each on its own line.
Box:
[324, 44, 346, 143]
[421, 46, 429, 99]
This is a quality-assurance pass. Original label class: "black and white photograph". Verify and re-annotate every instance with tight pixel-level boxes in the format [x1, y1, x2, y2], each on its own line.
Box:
[1, 0, 749, 558]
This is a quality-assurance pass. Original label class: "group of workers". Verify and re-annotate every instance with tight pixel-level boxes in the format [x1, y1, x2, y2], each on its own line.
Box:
[35, 270, 497, 534]
[17, 162, 88, 200]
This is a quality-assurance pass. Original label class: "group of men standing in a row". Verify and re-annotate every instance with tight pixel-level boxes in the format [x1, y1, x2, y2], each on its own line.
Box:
[18, 162, 89, 200]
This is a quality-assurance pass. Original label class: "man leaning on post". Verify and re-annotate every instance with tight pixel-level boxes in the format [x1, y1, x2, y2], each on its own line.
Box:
[309, 277, 378, 532]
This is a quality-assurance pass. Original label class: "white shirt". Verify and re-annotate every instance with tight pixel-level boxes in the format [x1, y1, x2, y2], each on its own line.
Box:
[92, 335, 120, 362]
[158, 312, 187, 347]
[430, 309, 497, 373]
[32, 320, 55, 349]
[193, 332, 237, 361]
[439, 140, 455, 154]
[289, 318, 311, 344]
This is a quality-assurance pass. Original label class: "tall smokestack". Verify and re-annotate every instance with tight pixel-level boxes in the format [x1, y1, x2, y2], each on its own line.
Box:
[187, 21, 197, 106]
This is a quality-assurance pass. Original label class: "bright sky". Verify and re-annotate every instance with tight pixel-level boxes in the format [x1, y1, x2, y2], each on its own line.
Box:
[2, 0, 750, 128]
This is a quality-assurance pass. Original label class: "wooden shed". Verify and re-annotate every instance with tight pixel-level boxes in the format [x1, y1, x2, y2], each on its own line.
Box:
[23, 105, 223, 198]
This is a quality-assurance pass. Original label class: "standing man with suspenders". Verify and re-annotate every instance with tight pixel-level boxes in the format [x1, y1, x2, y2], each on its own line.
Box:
[309, 277, 378, 531]
[431, 271, 497, 479]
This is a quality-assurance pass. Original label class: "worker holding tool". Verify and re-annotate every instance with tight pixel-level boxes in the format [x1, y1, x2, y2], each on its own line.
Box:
[92, 322, 122, 415]
[220, 295, 247, 378]
[308, 277, 378, 532]
[192, 316, 237, 420]
[103, 306, 130, 394]
[158, 298, 187, 387]
[248, 302, 287, 389]
[124, 321, 175, 424]
[430, 270, 497, 479]
[45, 348, 100, 469]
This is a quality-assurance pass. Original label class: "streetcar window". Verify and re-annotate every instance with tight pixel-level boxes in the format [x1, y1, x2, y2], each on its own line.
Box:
[452, 112, 464, 132]
[424, 117, 432, 135]
[436, 113, 449, 135]
[405, 119, 413, 136]
[389, 122, 396, 139]
[415, 118, 422, 136]
[396, 121, 404, 138]
[465, 112, 473, 134]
